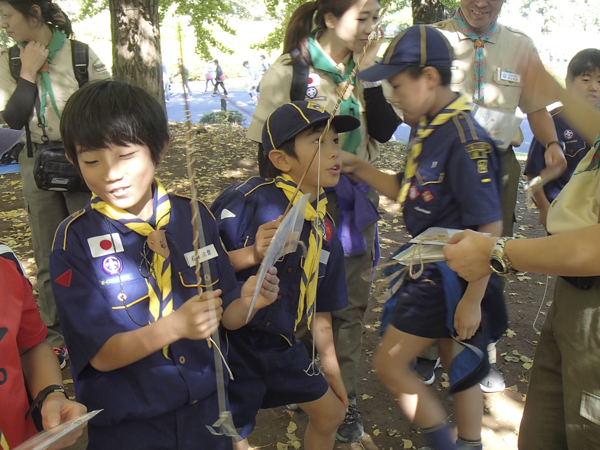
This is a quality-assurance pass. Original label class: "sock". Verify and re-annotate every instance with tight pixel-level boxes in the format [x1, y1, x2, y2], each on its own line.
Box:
[420, 423, 456, 450]
[456, 436, 482, 450]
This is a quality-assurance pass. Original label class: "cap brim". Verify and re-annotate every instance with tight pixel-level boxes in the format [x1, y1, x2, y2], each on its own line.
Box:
[358, 63, 410, 82]
[292, 114, 360, 138]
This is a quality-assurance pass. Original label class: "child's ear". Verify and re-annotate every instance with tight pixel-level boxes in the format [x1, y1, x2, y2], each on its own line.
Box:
[268, 149, 292, 173]
[422, 66, 440, 89]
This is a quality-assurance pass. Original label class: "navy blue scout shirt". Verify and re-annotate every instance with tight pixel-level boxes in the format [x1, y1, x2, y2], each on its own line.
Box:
[399, 111, 503, 236]
[211, 177, 348, 339]
[50, 195, 239, 426]
[524, 107, 590, 203]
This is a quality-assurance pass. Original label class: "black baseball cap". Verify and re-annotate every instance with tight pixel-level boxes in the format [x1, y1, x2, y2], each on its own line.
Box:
[358, 25, 454, 82]
[262, 101, 360, 154]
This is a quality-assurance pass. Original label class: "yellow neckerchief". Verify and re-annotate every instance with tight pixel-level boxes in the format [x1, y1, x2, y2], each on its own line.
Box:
[1, 429, 9, 450]
[275, 173, 327, 330]
[397, 95, 473, 210]
[91, 179, 173, 325]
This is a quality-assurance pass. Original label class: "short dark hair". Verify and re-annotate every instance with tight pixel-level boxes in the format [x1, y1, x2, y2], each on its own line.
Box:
[60, 80, 170, 168]
[7, 0, 73, 37]
[566, 48, 600, 83]
[402, 65, 452, 86]
[213, 59, 219, 64]
[243, 61, 249, 67]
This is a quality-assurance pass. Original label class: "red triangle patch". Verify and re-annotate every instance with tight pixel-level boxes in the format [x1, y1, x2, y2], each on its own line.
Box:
[55, 269, 72, 287]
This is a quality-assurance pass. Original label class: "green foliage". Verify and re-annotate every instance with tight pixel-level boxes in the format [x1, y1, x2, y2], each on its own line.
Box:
[439, 0, 459, 9]
[199, 110, 246, 126]
[520, 0, 600, 33]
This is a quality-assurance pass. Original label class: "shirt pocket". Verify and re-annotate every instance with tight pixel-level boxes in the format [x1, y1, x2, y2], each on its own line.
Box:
[409, 166, 445, 217]
[178, 260, 220, 292]
[491, 68, 522, 109]
[104, 278, 153, 326]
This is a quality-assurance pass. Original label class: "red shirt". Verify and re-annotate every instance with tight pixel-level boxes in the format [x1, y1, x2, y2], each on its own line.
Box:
[0, 257, 47, 448]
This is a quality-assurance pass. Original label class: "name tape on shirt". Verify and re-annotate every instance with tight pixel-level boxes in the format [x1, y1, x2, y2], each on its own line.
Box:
[184, 244, 218, 267]
[319, 249, 330, 265]
[500, 71, 521, 83]
[88, 233, 124, 258]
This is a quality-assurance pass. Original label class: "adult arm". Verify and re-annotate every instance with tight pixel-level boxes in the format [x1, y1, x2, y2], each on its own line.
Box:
[363, 85, 401, 143]
[2, 78, 37, 129]
[444, 225, 600, 281]
[527, 108, 567, 178]
[526, 173, 551, 229]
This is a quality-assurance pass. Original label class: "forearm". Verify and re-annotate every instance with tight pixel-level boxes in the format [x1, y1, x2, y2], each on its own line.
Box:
[527, 108, 558, 145]
[559, 90, 600, 146]
[90, 313, 182, 371]
[507, 225, 600, 276]
[347, 158, 400, 200]
[3, 78, 37, 129]
[364, 86, 401, 143]
[20, 341, 65, 396]
[228, 247, 258, 272]
[221, 295, 257, 330]
[461, 221, 501, 301]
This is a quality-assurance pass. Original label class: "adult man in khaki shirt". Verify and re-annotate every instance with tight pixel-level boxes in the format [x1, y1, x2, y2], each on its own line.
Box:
[416, 0, 568, 393]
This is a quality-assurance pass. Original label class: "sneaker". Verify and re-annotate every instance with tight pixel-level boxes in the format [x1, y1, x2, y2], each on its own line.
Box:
[285, 403, 299, 411]
[415, 357, 440, 385]
[336, 404, 364, 443]
[480, 364, 505, 393]
[54, 347, 68, 369]
[211, 94, 216, 97]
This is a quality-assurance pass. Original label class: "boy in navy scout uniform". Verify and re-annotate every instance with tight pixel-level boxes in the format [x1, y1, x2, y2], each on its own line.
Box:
[211, 101, 358, 450]
[48, 81, 279, 450]
[525, 48, 600, 229]
[340, 26, 507, 450]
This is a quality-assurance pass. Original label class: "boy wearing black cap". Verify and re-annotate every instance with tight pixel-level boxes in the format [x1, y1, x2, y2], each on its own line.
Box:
[213, 101, 359, 450]
[340, 25, 507, 450]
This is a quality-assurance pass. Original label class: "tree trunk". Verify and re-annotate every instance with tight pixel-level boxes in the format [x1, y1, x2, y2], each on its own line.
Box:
[412, 0, 455, 24]
[109, 0, 163, 103]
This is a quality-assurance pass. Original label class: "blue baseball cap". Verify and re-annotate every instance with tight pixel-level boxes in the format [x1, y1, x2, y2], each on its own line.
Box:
[358, 25, 454, 82]
[262, 101, 360, 154]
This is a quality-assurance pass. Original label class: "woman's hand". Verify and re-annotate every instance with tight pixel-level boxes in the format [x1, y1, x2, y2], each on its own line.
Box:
[19, 41, 49, 83]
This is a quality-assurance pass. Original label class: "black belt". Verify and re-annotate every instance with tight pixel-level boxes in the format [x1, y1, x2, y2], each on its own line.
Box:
[561, 276, 598, 291]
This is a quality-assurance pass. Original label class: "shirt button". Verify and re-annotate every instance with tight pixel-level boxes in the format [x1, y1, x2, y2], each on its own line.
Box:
[179, 356, 186, 364]
[277, 295, 282, 300]
[48, 127, 53, 132]
[266, 322, 271, 326]
[287, 267, 293, 273]
[191, 399, 198, 405]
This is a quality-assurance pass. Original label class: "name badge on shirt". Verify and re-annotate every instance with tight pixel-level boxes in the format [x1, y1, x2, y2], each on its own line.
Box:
[500, 71, 521, 83]
[319, 249, 330, 265]
[88, 233, 124, 258]
[184, 244, 218, 267]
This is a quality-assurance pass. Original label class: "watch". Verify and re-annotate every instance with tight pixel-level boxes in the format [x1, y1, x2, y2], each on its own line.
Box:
[489, 237, 516, 276]
[545, 140, 565, 153]
[25, 384, 68, 420]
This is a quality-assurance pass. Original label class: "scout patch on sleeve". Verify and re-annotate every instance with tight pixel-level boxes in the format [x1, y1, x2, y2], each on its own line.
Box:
[93, 60, 106, 72]
[465, 142, 491, 159]
[477, 160, 488, 174]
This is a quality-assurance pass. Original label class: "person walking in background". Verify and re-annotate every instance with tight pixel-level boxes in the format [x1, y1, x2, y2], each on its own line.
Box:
[243, 61, 259, 104]
[213, 59, 227, 97]
[162, 61, 170, 102]
[0, 0, 110, 369]
[176, 57, 192, 97]
[204, 60, 215, 93]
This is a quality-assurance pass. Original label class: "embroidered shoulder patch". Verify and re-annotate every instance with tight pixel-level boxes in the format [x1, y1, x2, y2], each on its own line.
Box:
[55, 269, 72, 287]
[465, 142, 491, 159]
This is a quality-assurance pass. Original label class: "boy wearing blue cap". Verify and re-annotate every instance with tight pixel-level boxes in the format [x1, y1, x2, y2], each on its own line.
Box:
[340, 25, 507, 450]
[212, 101, 358, 450]
[49, 80, 279, 449]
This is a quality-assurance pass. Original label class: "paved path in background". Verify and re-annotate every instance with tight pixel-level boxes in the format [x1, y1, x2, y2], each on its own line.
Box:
[166, 80, 534, 152]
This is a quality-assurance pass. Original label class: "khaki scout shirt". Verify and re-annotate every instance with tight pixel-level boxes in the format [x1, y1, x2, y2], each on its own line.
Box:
[547, 143, 600, 235]
[0, 40, 110, 144]
[247, 47, 382, 163]
[433, 19, 548, 146]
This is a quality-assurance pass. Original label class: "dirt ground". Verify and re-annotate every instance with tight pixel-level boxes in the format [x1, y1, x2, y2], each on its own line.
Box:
[1, 123, 553, 449]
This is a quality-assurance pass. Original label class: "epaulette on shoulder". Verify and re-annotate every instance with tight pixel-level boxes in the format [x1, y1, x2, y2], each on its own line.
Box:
[431, 19, 452, 30]
[502, 24, 533, 40]
[173, 193, 216, 220]
[550, 106, 563, 118]
[451, 111, 484, 144]
[52, 207, 88, 252]
[234, 176, 275, 197]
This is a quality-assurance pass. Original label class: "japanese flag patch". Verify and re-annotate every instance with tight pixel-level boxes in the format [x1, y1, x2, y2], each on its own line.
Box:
[87, 233, 124, 258]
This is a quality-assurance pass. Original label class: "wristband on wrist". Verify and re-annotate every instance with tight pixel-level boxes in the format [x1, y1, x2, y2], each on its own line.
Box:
[25, 384, 68, 420]
[545, 140, 565, 153]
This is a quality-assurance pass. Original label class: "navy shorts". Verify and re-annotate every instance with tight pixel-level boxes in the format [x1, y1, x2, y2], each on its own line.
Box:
[225, 329, 329, 438]
[87, 390, 233, 450]
[390, 265, 451, 339]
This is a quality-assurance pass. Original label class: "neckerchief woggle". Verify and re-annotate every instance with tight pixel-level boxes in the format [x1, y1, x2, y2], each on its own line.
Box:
[275, 174, 327, 330]
[453, 7, 498, 106]
[91, 180, 174, 339]
[308, 30, 362, 154]
[18, 28, 66, 127]
[397, 95, 473, 210]
[576, 134, 600, 173]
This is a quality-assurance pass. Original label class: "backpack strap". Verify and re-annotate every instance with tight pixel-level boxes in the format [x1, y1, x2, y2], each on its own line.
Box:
[289, 48, 309, 102]
[70, 40, 89, 88]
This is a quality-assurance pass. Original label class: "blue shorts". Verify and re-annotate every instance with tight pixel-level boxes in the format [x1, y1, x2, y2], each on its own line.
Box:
[87, 390, 233, 450]
[225, 329, 329, 438]
[391, 265, 450, 339]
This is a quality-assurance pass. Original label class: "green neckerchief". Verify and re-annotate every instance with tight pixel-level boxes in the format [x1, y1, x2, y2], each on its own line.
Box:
[308, 30, 361, 154]
[19, 28, 66, 127]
